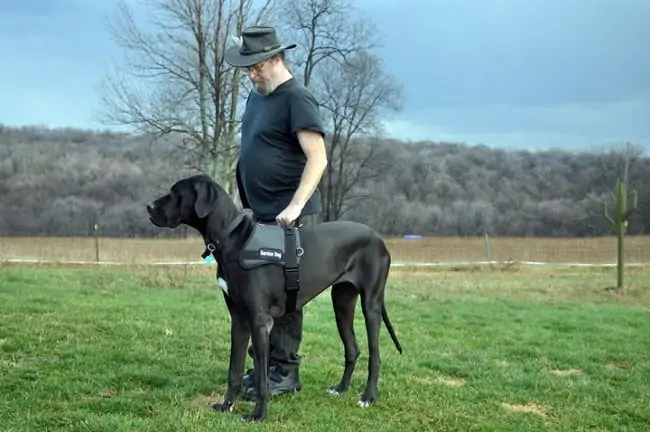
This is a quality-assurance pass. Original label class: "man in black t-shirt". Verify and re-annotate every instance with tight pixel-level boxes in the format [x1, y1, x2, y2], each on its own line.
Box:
[224, 26, 328, 399]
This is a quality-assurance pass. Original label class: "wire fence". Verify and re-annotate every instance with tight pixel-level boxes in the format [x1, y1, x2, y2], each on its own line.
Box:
[1, 234, 649, 268]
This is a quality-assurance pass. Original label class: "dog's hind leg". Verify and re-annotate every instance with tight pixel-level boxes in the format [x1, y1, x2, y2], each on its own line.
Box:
[328, 281, 360, 395]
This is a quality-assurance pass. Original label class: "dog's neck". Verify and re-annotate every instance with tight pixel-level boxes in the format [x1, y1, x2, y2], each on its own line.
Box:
[199, 207, 252, 262]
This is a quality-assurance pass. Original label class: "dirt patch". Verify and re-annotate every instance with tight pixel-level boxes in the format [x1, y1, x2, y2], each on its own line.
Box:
[501, 402, 547, 417]
[548, 368, 582, 376]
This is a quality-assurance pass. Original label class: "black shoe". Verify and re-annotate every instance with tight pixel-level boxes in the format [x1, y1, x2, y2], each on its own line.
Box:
[244, 365, 302, 400]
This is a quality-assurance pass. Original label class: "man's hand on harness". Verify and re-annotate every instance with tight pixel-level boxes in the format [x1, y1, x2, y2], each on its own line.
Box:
[276, 201, 303, 227]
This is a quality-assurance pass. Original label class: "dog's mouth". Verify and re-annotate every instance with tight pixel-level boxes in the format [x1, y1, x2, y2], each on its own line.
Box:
[149, 217, 180, 229]
[146, 201, 183, 229]
[148, 212, 182, 229]
[148, 213, 178, 228]
[147, 204, 169, 228]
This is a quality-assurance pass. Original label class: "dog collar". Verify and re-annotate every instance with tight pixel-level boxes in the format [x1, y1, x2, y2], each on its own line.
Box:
[201, 212, 246, 260]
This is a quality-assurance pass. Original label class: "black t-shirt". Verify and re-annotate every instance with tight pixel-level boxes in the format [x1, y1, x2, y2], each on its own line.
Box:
[236, 78, 325, 221]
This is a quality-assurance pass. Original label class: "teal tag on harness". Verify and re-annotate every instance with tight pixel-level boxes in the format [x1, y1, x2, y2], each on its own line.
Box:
[204, 255, 215, 264]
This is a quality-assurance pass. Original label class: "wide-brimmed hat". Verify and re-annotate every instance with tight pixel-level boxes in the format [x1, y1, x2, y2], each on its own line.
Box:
[225, 26, 296, 68]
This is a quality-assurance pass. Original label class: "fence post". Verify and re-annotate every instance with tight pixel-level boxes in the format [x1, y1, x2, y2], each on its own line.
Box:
[94, 222, 99, 263]
[484, 233, 492, 264]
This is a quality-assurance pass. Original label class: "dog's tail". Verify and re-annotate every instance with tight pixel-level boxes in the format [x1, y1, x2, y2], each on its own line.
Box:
[381, 302, 403, 354]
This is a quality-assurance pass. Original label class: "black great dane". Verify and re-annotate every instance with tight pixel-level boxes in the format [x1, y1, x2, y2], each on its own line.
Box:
[146, 174, 403, 422]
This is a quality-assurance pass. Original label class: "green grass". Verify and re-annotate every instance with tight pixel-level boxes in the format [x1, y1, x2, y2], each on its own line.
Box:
[1, 264, 649, 431]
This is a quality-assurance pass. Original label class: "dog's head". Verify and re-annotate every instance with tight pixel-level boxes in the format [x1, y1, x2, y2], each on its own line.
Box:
[146, 173, 222, 229]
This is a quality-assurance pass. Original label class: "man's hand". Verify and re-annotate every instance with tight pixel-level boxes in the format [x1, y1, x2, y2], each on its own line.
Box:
[276, 202, 303, 227]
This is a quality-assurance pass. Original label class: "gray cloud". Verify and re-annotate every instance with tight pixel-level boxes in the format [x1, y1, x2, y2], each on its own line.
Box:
[383, 101, 650, 151]
[363, 0, 650, 149]
[0, 0, 648, 151]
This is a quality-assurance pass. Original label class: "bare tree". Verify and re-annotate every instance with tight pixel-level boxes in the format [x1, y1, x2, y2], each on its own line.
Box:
[583, 141, 645, 232]
[273, 0, 381, 87]
[317, 52, 403, 220]
[96, 0, 275, 192]
[595, 141, 644, 191]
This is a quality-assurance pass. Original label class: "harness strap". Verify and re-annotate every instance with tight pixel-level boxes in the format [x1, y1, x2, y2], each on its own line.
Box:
[283, 227, 300, 313]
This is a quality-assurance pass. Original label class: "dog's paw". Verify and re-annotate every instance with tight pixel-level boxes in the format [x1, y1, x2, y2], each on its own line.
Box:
[357, 398, 375, 408]
[328, 383, 350, 395]
[212, 401, 235, 413]
[241, 412, 266, 422]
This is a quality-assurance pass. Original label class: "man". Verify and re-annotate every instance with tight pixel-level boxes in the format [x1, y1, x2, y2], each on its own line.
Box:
[223, 26, 328, 399]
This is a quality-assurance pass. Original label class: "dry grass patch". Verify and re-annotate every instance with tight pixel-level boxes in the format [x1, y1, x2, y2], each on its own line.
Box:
[435, 376, 466, 387]
[501, 402, 547, 417]
[80, 390, 116, 402]
[190, 394, 226, 408]
[548, 368, 582, 376]
[607, 362, 632, 371]
[409, 374, 466, 387]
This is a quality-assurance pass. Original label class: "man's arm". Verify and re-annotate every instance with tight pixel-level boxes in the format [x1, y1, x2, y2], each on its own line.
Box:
[275, 87, 328, 226]
[232, 162, 247, 212]
[232, 185, 243, 211]
[290, 129, 328, 208]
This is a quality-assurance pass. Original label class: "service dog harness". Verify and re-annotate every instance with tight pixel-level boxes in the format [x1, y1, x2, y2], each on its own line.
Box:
[201, 214, 304, 314]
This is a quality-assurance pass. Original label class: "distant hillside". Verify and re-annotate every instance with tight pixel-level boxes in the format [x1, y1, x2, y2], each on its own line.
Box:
[0, 124, 647, 237]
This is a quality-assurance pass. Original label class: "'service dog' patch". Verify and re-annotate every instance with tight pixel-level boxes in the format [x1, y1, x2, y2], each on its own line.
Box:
[259, 248, 283, 261]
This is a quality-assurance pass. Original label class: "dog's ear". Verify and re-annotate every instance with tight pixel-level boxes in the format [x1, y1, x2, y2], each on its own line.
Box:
[194, 179, 219, 218]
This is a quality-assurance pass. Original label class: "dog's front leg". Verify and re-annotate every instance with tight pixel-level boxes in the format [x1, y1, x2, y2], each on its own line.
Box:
[241, 313, 273, 422]
[213, 300, 249, 413]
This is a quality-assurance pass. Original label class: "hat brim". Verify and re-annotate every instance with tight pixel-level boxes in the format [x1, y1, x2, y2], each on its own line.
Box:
[224, 43, 297, 67]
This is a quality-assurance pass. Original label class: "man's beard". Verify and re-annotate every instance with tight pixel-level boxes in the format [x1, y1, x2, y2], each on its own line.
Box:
[253, 76, 279, 96]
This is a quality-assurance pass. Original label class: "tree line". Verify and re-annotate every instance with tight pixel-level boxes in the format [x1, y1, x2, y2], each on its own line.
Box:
[0, 125, 647, 238]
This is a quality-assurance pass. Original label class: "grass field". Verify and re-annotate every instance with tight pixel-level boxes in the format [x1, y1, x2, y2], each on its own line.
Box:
[1, 262, 649, 431]
[2, 235, 650, 264]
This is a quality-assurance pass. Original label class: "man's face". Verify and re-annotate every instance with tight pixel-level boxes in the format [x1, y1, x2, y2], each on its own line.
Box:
[247, 57, 278, 95]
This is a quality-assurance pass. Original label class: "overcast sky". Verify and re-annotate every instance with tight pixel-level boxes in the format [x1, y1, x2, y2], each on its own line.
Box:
[1, 0, 648, 151]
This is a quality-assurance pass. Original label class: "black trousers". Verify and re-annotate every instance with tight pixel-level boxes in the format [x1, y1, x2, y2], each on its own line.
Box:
[249, 213, 319, 374]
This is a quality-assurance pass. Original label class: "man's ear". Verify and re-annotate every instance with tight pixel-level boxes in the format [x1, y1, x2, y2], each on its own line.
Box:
[194, 179, 219, 218]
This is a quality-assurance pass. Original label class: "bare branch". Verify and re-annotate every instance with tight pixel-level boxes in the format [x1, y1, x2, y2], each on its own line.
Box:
[275, 0, 382, 87]
[96, 0, 275, 191]
[314, 51, 403, 220]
